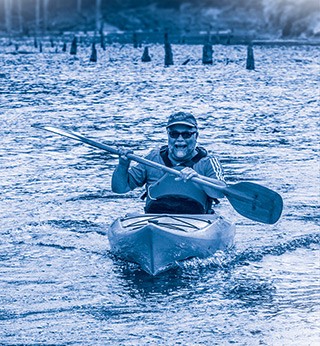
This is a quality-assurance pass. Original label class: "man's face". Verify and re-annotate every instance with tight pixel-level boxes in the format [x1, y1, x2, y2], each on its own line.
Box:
[167, 124, 198, 161]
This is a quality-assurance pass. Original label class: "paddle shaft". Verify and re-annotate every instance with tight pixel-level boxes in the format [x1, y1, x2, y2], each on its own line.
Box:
[33, 125, 283, 224]
[33, 125, 226, 192]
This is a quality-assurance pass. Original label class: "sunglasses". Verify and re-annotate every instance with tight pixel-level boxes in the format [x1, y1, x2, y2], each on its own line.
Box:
[168, 131, 197, 139]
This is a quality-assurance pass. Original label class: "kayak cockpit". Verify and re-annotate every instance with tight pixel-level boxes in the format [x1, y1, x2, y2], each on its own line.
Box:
[120, 214, 214, 233]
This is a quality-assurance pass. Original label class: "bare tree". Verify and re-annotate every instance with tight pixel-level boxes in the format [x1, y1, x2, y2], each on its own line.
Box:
[96, 0, 101, 32]
[4, 0, 12, 32]
[35, 0, 40, 33]
[17, 0, 23, 32]
[44, 0, 50, 31]
[77, 0, 82, 13]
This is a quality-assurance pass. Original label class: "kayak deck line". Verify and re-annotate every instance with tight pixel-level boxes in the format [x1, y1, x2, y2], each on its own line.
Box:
[121, 214, 213, 232]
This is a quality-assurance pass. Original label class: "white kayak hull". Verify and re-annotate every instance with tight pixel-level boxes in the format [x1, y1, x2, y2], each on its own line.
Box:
[107, 213, 236, 276]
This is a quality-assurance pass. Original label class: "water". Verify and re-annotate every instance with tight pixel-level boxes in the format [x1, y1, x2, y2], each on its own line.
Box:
[0, 39, 319, 345]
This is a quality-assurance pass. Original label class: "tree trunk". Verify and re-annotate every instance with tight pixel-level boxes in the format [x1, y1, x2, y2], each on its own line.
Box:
[4, 0, 12, 32]
[17, 0, 23, 32]
[77, 0, 82, 13]
[35, 0, 40, 33]
[44, 0, 50, 31]
[96, 0, 101, 33]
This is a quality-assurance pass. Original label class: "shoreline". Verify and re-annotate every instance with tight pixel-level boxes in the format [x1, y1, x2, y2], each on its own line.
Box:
[0, 30, 319, 47]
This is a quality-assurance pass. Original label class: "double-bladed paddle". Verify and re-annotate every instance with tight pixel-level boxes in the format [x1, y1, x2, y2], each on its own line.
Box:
[32, 125, 283, 224]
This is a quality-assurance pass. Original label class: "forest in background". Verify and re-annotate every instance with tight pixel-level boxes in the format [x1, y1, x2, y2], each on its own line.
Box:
[0, 0, 319, 40]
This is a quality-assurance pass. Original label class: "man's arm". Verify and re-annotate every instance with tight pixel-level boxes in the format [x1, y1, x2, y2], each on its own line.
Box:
[201, 155, 226, 198]
[199, 176, 226, 199]
[111, 153, 132, 194]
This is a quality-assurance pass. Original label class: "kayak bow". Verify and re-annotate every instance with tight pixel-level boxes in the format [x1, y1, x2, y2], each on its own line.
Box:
[108, 213, 236, 275]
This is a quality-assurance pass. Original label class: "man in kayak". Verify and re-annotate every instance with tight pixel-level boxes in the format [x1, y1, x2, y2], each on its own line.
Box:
[111, 111, 226, 214]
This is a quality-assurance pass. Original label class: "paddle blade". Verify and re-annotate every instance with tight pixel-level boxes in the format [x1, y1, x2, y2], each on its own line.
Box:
[224, 182, 283, 224]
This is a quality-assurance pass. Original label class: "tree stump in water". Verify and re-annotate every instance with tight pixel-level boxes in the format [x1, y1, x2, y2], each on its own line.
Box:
[90, 42, 97, 62]
[202, 44, 213, 64]
[202, 30, 213, 64]
[141, 47, 151, 62]
[101, 33, 106, 50]
[165, 43, 173, 65]
[133, 33, 138, 48]
[246, 44, 255, 70]
[164, 33, 173, 66]
[70, 37, 77, 55]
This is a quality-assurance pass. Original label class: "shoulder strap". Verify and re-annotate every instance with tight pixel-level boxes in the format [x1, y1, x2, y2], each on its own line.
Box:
[182, 147, 207, 167]
[188, 147, 207, 167]
[160, 145, 173, 167]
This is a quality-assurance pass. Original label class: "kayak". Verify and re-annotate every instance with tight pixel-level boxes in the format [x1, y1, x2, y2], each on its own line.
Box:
[32, 126, 281, 274]
[107, 213, 236, 275]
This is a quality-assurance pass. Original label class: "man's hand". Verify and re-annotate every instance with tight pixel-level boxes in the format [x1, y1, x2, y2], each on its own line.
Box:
[175, 167, 199, 182]
[118, 148, 133, 167]
[175, 167, 226, 199]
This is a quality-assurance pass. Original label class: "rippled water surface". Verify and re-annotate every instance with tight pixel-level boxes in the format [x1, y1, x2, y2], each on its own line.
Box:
[1, 39, 319, 345]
